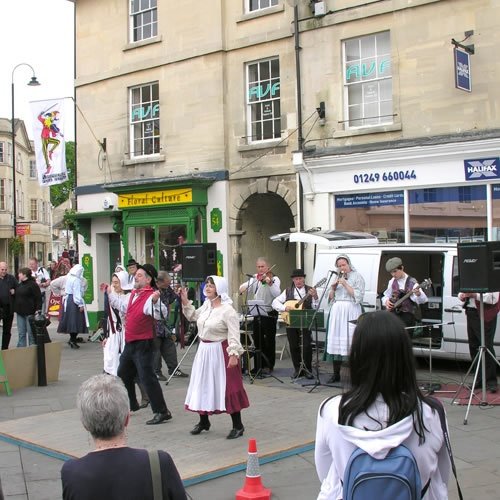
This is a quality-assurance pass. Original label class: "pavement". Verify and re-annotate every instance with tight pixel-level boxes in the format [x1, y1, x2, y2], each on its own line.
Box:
[0, 323, 499, 499]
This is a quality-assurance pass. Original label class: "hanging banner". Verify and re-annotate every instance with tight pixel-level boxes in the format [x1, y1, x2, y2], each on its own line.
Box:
[30, 98, 68, 186]
[454, 47, 472, 92]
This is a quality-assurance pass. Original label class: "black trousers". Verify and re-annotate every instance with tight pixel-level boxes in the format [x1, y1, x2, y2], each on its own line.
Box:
[286, 327, 312, 372]
[153, 335, 178, 375]
[252, 315, 277, 370]
[465, 308, 498, 386]
[118, 339, 168, 414]
[1, 312, 14, 350]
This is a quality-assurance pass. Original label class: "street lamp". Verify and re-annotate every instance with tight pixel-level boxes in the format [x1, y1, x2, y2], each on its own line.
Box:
[11, 63, 40, 271]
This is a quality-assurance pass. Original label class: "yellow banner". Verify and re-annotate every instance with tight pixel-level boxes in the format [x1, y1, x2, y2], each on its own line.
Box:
[118, 188, 192, 208]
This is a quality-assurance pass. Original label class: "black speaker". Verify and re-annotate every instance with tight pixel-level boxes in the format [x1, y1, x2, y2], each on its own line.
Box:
[458, 241, 500, 292]
[181, 243, 217, 281]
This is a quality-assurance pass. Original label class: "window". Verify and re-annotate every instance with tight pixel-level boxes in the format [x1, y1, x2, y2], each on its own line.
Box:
[130, 82, 160, 157]
[0, 179, 5, 211]
[459, 186, 472, 203]
[31, 198, 38, 222]
[0, 142, 4, 163]
[248, 0, 278, 12]
[246, 57, 281, 142]
[130, 0, 157, 42]
[16, 152, 23, 173]
[17, 181, 24, 218]
[30, 160, 37, 178]
[343, 31, 392, 128]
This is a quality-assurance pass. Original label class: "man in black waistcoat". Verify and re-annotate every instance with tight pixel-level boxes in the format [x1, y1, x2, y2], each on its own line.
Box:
[272, 269, 319, 379]
[0, 262, 17, 350]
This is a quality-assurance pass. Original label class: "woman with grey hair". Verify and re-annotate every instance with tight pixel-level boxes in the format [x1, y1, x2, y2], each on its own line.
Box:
[61, 374, 186, 500]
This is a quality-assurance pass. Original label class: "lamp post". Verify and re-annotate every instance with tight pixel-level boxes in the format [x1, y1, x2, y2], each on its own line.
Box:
[11, 63, 40, 272]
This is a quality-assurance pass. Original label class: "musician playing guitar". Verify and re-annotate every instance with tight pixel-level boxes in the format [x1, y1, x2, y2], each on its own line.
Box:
[382, 257, 428, 329]
[272, 269, 319, 379]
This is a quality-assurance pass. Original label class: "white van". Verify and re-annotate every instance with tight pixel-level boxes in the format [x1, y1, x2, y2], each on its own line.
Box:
[271, 230, 498, 362]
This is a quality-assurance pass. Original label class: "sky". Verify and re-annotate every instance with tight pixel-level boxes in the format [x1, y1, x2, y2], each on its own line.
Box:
[0, 0, 75, 140]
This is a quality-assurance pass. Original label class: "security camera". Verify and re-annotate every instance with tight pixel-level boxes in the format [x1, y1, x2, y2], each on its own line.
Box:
[103, 197, 114, 210]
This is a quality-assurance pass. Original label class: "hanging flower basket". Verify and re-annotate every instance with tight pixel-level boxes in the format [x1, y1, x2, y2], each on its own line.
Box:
[8, 236, 24, 256]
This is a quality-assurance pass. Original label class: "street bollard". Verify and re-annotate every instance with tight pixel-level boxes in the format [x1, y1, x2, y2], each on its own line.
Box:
[31, 311, 50, 387]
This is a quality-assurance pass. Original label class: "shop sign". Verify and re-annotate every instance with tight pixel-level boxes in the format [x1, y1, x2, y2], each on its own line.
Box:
[336, 191, 403, 208]
[463, 158, 500, 181]
[210, 208, 222, 232]
[345, 58, 390, 81]
[118, 188, 193, 208]
[454, 47, 471, 92]
[131, 103, 160, 122]
[16, 224, 31, 236]
[248, 81, 280, 100]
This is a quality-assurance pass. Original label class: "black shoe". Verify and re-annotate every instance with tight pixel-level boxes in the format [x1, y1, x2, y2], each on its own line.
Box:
[130, 402, 140, 412]
[68, 341, 80, 349]
[226, 426, 245, 439]
[488, 384, 498, 393]
[327, 373, 340, 384]
[139, 400, 150, 409]
[146, 411, 172, 425]
[170, 369, 189, 378]
[190, 422, 211, 435]
[304, 372, 314, 380]
[75, 337, 84, 343]
[156, 373, 167, 381]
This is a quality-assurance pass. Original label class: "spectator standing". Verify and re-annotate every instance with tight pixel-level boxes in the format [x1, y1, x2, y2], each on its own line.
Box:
[61, 374, 186, 500]
[154, 271, 188, 381]
[0, 262, 17, 349]
[28, 257, 51, 315]
[14, 268, 42, 347]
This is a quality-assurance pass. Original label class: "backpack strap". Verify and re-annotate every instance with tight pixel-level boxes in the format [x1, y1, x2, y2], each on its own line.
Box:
[427, 397, 464, 500]
[148, 450, 163, 500]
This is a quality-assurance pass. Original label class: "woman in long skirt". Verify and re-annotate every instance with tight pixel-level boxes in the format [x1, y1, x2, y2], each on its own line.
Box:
[58, 264, 88, 349]
[325, 254, 365, 384]
[180, 276, 249, 439]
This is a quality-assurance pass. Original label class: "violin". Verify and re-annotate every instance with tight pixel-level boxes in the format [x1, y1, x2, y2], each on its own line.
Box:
[257, 264, 276, 285]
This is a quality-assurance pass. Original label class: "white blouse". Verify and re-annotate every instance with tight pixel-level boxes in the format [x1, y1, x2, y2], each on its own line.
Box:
[182, 300, 244, 357]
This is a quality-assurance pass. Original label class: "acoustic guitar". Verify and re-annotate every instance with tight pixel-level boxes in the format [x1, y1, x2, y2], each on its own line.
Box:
[280, 277, 327, 325]
[389, 278, 432, 313]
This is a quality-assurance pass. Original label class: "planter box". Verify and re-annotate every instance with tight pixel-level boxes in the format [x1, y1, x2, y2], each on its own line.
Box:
[0, 341, 63, 393]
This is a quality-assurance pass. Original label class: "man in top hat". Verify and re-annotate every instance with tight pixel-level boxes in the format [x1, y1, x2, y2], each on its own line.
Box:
[117, 263, 172, 425]
[127, 258, 139, 285]
[381, 257, 428, 329]
[272, 269, 319, 379]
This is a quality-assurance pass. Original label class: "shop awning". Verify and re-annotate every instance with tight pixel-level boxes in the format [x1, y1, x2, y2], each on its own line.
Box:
[270, 230, 379, 247]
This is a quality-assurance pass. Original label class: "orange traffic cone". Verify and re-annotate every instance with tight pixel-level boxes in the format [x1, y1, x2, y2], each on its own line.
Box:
[235, 438, 272, 500]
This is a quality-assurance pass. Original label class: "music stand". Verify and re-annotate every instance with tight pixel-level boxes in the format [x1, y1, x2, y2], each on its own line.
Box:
[246, 300, 283, 384]
[451, 293, 500, 424]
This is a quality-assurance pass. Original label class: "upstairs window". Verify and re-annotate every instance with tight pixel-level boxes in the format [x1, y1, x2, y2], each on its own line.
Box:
[130, 82, 160, 157]
[343, 31, 392, 128]
[248, 0, 278, 12]
[130, 0, 157, 42]
[246, 57, 281, 143]
[30, 159, 37, 178]
[31, 198, 38, 222]
[16, 152, 23, 173]
[0, 142, 4, 163]
[0, 179, 5, 211]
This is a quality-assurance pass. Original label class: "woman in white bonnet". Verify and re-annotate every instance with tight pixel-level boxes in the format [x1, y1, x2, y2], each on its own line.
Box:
[180, 275, 249, 439]
[325, 254, 365, 384]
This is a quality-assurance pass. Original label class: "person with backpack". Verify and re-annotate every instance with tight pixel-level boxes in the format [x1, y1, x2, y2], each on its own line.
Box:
[315, 310, 452, 500]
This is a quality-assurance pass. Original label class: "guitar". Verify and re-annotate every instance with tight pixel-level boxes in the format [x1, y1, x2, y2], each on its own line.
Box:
[389, 278, 432, 313]
[280, 277, 327, 325]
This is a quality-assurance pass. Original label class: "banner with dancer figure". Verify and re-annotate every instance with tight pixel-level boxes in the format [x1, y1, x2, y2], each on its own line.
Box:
[30, 98, 68, 186]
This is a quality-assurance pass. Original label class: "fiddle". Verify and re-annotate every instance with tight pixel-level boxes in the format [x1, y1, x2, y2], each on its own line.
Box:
[257, 264, 276, 285]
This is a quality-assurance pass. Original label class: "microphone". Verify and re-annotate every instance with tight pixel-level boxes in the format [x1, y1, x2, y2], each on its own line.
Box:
[329, 270, 338, 275]
[244, 273, 254, 278]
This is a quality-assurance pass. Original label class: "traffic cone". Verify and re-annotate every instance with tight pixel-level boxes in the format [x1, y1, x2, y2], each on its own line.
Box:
[235, 438, 272, 500]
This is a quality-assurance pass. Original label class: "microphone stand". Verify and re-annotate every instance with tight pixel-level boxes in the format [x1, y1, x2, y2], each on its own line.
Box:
[303, 270, 337, 393]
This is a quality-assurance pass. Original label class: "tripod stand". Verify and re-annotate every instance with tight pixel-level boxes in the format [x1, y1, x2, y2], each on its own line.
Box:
[165, 329, 199, 385]
[245, 300, 283, 384]
[451, 293, 500, 424]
